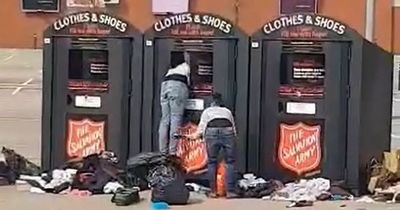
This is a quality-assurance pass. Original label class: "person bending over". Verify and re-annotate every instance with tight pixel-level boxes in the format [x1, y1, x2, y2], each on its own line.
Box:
[158, 52, 191, 155]
[188, 92, 239, 198]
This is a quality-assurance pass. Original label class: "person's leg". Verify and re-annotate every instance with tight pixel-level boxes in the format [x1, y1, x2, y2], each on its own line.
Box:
[221, 129, 237, 197]
[205, 131, 221, 197]
[168, 83, 188, 155]
[158, 82, 171, 155]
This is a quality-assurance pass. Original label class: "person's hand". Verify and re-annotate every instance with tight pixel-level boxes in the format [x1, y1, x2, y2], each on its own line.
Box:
[187, 133, 198, 140]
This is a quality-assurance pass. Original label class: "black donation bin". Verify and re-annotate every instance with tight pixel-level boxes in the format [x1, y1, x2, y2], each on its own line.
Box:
[42, 11, 143, 170]
[247, 13, 393, 194]
[141, 13, 249, 173]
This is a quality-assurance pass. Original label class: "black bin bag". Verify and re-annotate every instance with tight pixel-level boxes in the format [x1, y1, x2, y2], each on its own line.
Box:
[148, 165, 189, 205]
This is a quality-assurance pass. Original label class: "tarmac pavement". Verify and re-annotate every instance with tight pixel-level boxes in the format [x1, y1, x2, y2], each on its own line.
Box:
[1, 48, 400, 209]
[0, 185, 399, 210]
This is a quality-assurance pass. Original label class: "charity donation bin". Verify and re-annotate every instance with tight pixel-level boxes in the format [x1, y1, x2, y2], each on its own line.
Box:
[141, 13, 249, 173]
[41, 11, 143, 170]
[248, 13, 393, 194]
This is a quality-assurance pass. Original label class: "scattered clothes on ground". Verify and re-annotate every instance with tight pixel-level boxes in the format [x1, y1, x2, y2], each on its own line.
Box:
[356, 195, 376, 203]
[22, 152, 126, 195]
[286, 200, 314, 208]
[104, 181, 124, 194]
[30, 187, 45, 194]
[237, 173, 283, 199]
[69, 189, 92, 196]
[185, 183, 211, 194]
[1, 147, 41, 176]
[70, 153, 123, 194]
[21, 169, 76, 194]
[269, 178, 330, 202]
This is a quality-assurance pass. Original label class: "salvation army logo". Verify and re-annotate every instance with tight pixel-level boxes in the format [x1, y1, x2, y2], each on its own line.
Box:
[66, 118, 106, 158]
[278, 122, 322, 175]
[176, 122, 208, 172]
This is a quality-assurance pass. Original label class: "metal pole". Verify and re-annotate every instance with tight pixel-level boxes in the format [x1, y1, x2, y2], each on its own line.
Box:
[365, 0, 375, 41]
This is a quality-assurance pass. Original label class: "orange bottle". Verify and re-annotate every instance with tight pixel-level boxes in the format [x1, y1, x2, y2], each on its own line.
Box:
[216, 161, 226, 197]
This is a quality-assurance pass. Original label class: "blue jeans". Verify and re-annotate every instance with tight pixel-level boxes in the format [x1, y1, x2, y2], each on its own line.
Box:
[204, 127, 236, 193]
[158, 80, 189, 155]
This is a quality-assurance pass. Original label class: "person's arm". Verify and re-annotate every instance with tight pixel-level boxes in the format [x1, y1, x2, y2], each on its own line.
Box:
[189, 110, 208, 139]
[228, 110, 237, 136]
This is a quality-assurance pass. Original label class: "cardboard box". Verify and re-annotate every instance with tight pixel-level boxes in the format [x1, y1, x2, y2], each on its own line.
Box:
[384, 150, 400, 173]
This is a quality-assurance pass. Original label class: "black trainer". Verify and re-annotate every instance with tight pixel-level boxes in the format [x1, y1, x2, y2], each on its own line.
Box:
[111, 187, 140, 206]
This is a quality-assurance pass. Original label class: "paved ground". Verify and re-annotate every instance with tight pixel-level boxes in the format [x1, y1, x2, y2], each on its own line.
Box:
[0, 185, 399, 210]
[1, 48, 400, 209]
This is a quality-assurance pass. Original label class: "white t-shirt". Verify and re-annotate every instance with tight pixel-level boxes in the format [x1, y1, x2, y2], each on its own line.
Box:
[197, 106, 237, 136]
[165, 62, 190, 85]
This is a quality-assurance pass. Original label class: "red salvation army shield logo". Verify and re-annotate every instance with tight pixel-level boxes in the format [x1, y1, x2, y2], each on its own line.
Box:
[176, 122, 208, 172]
[278, 122, 322, 175]
[66, 118, 106, 158]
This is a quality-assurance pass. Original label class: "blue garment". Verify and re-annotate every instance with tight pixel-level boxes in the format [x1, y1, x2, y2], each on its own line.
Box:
[158, 80, 189, 155]
[204, 127, 236, 193]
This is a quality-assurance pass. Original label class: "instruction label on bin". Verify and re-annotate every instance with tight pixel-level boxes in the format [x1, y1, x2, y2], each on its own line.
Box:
[75, 95, 101, 108]
[66, 118, 106, 158]
[286, 102, 316, 115]
[278, 122, 322, 175]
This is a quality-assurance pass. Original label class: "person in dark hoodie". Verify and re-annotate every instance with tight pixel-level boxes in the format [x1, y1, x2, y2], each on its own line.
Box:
[188, 92, 239, 199]
[159, 52, 191, 155]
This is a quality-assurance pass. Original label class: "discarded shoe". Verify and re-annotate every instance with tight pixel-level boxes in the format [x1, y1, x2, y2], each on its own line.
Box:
[111, 187, 140, 206]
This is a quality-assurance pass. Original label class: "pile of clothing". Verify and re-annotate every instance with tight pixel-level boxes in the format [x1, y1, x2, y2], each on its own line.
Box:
[21, 152, 125, 195]
[0, 147, 41, 186]
[237, 173, 284, 198]
[267, 178, 353, 202]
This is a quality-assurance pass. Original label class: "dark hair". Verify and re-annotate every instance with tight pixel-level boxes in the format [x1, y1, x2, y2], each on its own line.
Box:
[170, 52, 185, 69]
[212, 92, 224, 107]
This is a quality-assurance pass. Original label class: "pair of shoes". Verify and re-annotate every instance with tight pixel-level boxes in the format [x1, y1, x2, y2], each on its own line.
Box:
[226, 192, 240, 199]
[111, 187, 140, 206]
[207, 192, 218, 198]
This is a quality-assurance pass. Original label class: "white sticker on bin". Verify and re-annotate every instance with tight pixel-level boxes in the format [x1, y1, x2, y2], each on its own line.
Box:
[185, 99, 204, 111]
[75, 95, 101, 108]
[286, 102, 316, 115]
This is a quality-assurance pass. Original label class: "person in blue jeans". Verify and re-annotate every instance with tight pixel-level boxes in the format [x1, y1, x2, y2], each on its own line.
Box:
[158, 52, 190, 155]
[188, 92, 239, 198]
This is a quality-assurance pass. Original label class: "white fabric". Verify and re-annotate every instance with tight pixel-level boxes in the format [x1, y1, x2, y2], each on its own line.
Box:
[197, 106, 237, 136]
[356, 196, 375, 203]
[270, 178, 330, 202]
[0, 153, 6, 163]
[44, 169, 77, 189]
[165, 63, 191, 85]
[30, 187, 45, 194]
[238, 173, 267, 190]
[103, 182, 123, 194]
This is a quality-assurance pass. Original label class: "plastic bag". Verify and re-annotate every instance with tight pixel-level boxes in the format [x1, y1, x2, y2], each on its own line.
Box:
[149, 165, 189, 205]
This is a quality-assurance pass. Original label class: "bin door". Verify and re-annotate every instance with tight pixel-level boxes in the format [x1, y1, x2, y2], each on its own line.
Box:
[259, 41, 349, 181]
[51, 37, 132, 167]
[213, 40, 237, 111]
[320, 42, 349, 180]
